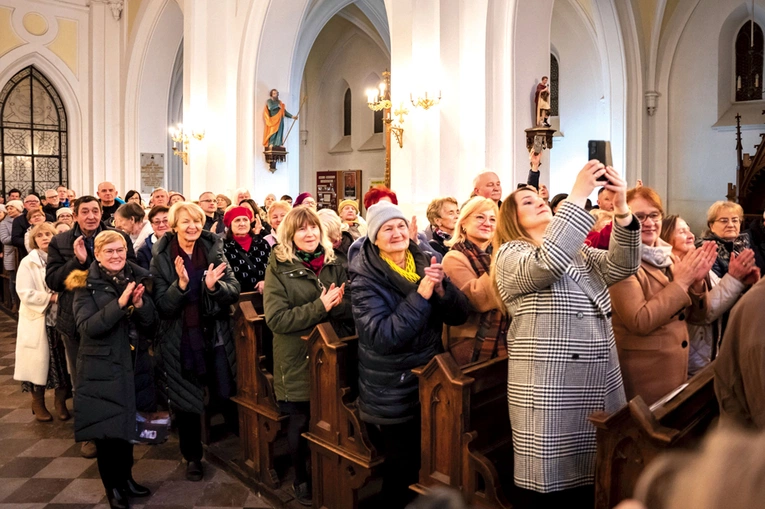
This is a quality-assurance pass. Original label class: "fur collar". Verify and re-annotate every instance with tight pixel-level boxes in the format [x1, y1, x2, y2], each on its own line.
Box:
[64, 269, 89, 291]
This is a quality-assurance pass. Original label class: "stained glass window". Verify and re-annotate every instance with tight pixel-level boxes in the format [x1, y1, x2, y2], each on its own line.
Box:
[550, 54, 559, 117]
[735, 21, 764, 102]
[343, 88, 352, 137]
[0, 66, 68, 195]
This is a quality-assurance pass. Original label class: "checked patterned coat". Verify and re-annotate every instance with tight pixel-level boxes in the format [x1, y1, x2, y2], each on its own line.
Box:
[495, 201, 641, 493]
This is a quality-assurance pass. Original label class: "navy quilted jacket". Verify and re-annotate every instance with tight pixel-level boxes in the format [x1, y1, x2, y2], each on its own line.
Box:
[350, 239, 469, 424]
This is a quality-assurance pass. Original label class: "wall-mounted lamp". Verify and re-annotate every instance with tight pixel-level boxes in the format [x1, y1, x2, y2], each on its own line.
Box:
[410, 91, 441, 110]
[168, 123, 205, 165]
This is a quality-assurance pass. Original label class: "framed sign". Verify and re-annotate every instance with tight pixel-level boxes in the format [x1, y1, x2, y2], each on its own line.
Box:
[140, 153, 164, 193]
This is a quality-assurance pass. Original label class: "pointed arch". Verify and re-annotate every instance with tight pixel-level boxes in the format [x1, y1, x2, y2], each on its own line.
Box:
[0, 66, 68, 194]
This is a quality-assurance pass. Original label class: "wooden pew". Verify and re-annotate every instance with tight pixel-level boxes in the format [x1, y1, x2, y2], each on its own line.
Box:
[411, 352, 513, 508]
[230, 291, 287, 489]
[303, 323, 384, 509]
[589, 363, 719, 509]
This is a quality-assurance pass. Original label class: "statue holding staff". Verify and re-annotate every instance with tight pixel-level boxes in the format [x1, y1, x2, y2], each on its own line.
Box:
[263, 89, 297, 148]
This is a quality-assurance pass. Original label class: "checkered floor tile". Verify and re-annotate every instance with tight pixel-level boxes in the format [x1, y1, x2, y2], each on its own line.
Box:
[0, 312, 272, 509]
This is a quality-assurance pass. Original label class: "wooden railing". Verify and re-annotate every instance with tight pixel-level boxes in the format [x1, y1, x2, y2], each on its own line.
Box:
[411, 352, 513, 508]
[230, 292, 287, 489]
[589, 363, 718, 509]
[303, 323, 383, 509]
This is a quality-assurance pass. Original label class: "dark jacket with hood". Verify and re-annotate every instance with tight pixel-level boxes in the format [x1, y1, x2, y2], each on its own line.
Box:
[46, 222, 136, 338]
[746, 218, 765, 276]
[150, 230, 240, 415]
[68, 261, 157, 442]
[349, 239, 469, 424]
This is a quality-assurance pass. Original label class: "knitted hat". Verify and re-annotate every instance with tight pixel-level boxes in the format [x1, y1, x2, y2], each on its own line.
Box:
[366, 201, 408, 243]
[294, 192, 313, 206]
[223, 206, 253, 228]
[56, 207, 73, 217]
[338, 199, 359, 214]
[5, 200, 23, 212]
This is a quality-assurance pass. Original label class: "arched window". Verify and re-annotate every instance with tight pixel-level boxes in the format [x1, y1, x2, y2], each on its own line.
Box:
[373, 109, 383, 134]
[735, 21, 764, 102]
[0, 66, 68, 195]
[343, 88, 352, 136]
[550, 53, 559, 116]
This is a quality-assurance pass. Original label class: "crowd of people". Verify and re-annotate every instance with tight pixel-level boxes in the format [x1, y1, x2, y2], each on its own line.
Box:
[1, 152, 765, 509]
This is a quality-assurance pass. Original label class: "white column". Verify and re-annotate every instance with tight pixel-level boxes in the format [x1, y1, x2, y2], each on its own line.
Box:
[182, 0, 209, 199]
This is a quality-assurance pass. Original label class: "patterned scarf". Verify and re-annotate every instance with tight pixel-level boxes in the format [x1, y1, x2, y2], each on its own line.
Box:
[700, 232, 751, 277]
[451, 239, 508, 362]
[296, 246, 325, 274]
[381, 250, 421, 283]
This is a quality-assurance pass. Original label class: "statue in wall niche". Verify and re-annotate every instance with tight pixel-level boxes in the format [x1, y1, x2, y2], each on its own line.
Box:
[263, 89, 297, 148]
[535, 76, 551, 128]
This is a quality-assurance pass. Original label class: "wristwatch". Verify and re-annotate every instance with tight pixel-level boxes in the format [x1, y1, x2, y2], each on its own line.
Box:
[613, 210, 631, 219]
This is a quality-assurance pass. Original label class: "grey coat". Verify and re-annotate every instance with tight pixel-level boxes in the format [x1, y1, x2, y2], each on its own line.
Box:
[495, 201, 641, 493]
[0, 216, 14, 271]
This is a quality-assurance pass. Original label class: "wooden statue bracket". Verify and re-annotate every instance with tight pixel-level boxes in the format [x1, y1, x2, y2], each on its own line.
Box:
[524, 126, 557, 152]
[263, 146, 287, 172]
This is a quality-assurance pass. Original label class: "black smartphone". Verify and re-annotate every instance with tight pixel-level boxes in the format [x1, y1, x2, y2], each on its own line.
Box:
[588, 140, 612, 182]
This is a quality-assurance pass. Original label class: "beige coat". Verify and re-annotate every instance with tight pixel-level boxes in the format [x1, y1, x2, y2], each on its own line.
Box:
[609, 261, 707, 405]
[442, 250, 503, 342]
[714, 277, 765, 428]
[13, 250, 54, 386]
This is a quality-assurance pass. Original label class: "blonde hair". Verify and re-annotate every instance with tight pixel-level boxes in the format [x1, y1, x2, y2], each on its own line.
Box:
[445, 197, 498, 247]
[268, 200, 292, 222]
[706, 200, 744, 228]
[168, 201, 205, 229]
[493, 188, 537, 251]
[28, 222, 57, 250]
[274, 207, 335, 264]
[317, 208, 343, 243]
[94, 230, 127, 254]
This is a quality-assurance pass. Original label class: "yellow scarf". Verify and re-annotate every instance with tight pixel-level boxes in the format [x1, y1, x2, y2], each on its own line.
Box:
[381, 250, 421, 283]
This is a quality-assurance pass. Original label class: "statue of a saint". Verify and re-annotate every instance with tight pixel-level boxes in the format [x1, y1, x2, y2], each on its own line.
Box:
[535, 76, 551, 127]
[263, 89, 297, 148]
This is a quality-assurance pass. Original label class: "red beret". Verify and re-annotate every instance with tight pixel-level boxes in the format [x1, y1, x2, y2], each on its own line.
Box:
[223, 206, 253, 228]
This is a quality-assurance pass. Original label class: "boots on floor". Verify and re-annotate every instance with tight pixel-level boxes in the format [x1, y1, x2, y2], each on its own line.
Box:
[31, 386, 52, 422]
[54, 388, 71, 421]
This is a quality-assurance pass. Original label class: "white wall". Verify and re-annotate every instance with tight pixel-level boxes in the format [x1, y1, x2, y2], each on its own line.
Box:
[299, 15, 389, 196]
[549, 0, 607, 199]
[136, 0, 183, 190]
[666, 0, 765, 233]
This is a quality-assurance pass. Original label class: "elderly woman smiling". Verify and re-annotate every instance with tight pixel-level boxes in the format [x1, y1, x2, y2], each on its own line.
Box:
[150, 202, 240, 482]
[350, 201, 468, 507]
[263, 206, 353, 505]
[69, 229, 157, 508]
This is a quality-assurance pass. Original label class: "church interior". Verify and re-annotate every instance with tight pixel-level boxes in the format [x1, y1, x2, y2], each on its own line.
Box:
[1, 0, 765, 508]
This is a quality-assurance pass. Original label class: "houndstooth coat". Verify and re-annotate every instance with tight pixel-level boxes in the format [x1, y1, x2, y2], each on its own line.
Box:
[495, 201, 641, 493]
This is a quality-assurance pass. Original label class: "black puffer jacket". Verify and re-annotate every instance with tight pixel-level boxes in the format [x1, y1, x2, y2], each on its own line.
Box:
[46, 223, 137, 338]
[150, 230, 240, 414]
[69, 261, 157, 442]
[349, 239, 469, 425]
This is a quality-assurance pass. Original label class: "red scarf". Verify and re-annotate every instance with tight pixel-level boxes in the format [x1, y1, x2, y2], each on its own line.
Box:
[234, 234, 252, 252]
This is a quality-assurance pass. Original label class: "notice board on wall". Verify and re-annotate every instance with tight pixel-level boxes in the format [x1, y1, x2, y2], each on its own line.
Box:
[316, 170, 362, 211]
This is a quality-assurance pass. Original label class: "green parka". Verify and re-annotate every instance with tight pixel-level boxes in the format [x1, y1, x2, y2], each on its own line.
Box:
[263, 250, 354, 402]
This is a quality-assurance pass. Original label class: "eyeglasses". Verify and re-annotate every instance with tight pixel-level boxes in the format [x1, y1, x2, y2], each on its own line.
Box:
[635, 212, 662, 223]
[714, 217, 740, 225]
[101, 248, 127, 256]
[199, 199, 214, 203]
[471, 213, 497, 225]
[24, 199, 39, 204]
[152, 219, 169, 226]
